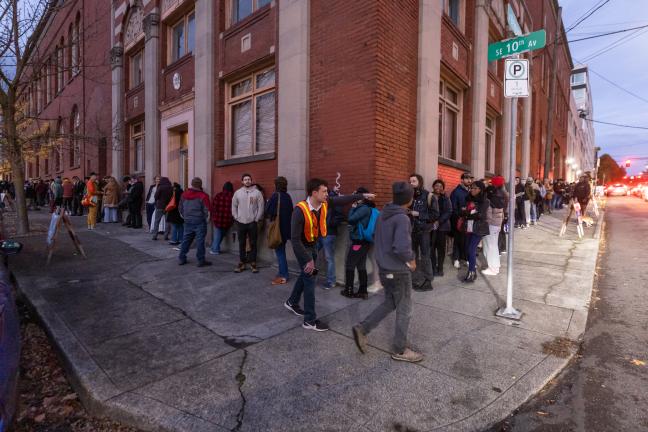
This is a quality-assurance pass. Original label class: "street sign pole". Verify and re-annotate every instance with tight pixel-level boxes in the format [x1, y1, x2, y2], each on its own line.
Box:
[496, 56, 523, 321]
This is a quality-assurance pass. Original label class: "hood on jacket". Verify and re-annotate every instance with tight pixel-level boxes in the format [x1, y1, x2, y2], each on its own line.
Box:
[183, 187, 207, 200]
[159, 177, 172, 187]
[381, 203, 408, 220]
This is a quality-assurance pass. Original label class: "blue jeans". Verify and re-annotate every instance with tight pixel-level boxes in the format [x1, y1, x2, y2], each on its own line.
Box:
[317, 235, 337, 286]
[275, 241, 289, 279]
[288, 250, 318, 323]
[467, 233, 483, 272]
[211, 226, 228, 253]
[171, 223, 184, 243]
[530, 202, 537, 222]
[179, 221, 207, 263]
[552, 194, 562, 209]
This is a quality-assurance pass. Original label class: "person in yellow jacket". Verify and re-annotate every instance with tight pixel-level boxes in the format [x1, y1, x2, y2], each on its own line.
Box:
[283, 178, 374, 331]
[84, 172, 102, 230]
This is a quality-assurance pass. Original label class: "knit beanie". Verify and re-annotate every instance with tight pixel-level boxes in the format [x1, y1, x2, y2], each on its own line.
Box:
[392, 182, 414, 205]
[491, 176, 505, 188]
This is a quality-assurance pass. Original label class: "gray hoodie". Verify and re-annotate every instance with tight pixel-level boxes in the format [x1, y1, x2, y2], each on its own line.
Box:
[374, 203, 415, 273]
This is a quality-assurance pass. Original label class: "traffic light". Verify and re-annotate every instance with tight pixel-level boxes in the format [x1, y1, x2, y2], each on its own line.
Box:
[625, 160, 631, 167]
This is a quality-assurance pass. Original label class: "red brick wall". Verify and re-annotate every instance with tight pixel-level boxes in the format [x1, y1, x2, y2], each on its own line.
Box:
[161, 55, 195, 104]
[437, 164, 463, 190]
[213, 159, 277, 201]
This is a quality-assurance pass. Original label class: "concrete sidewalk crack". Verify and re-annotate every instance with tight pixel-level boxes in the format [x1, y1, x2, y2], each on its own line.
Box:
[233, 350, 248, 432]
[543, 241, 578, 304]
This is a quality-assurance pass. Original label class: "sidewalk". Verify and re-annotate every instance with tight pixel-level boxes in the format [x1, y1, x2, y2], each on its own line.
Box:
[13, 207, 603, 432]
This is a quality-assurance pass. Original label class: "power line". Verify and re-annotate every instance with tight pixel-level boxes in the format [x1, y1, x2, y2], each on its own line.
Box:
[568, 23, 648, 42]
[583, 117, 648, 130]
[580, 27, 648, 62]
[566, 0, 611, 33]
[580, 64, 648, 105]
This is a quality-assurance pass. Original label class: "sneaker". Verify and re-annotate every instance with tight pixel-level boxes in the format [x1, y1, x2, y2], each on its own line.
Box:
[414, 279, 433, 291]
[172, 247, 181, 251]
[234, 262, 246, 273]
[271, 277, 287, 285]
[481, 268, 499, 276]
[391, 348, 424, 363]
[453, 260, 460, 269]
[209, 250, 220, 255]
[284, 301, 305, 316]
[302, 320, 329, 332]
[197, 260, 212, 267]
[322, 282, 335, 290]
[178, 260, 187, 266]
[250, 262, 259, 273]
[352, 324, 367, 354]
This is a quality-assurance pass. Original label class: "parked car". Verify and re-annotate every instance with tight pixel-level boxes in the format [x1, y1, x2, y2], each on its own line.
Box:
[606, 183, 629, 197]
[630, 183, 645, 197]
[641, 184, 648, 202]
[0, 240, 23, 432]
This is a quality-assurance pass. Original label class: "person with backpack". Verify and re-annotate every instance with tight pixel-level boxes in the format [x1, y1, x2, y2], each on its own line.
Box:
[340, 187, 378, 299]
[408, 173, 439, 291]
[50, 177, 64, 212]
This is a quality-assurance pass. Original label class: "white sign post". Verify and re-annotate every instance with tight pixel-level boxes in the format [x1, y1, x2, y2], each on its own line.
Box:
[496, 57, 527, 321]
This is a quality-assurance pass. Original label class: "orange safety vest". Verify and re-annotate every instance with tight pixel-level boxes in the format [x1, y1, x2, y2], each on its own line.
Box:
[296, 200, 328, 242]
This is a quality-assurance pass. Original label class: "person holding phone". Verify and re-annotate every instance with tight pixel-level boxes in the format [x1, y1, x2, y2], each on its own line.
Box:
[284, 178, 374, 332]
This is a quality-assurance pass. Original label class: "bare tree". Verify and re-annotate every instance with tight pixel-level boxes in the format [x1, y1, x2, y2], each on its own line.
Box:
[0, 0, 57, 234]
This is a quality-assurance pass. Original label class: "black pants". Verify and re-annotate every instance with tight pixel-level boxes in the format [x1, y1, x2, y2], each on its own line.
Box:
[63, 197, 73, 213]
[345, 241, 370, 294]
[237, 221, 258, 263]
[452, 227, 467, 262]
[514, 199, 525, 227]
[431, 230, 447, 274]
[129, 203, 142, 228]
[498, 220, 507, 253]
[72, 194, 83, 215]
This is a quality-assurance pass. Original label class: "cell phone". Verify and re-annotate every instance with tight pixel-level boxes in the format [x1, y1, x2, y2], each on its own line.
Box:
[311, 268, 319, 276]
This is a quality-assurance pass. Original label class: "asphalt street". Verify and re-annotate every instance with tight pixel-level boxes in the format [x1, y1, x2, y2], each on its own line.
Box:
[490, 195, 648, 432]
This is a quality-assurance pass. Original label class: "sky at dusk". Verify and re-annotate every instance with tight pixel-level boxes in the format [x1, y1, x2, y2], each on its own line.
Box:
[562, 0, 648, 174]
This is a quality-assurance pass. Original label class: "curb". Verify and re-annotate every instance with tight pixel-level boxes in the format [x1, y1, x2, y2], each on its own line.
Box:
[18, 281, 218, 432]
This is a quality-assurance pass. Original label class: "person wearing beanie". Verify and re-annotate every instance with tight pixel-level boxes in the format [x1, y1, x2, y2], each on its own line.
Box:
[178, 177, 212, 267]
[483, 176, 508, 276]
[351, 181, 424, 363]
[461, 180, 491, 282]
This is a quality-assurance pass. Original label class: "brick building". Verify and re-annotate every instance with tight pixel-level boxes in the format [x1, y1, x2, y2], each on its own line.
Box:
[21, 1, 113, 181]
[108, 0, 575, 207]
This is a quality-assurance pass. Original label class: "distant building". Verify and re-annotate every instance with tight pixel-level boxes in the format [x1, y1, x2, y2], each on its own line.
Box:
[570, 65, 596, 177]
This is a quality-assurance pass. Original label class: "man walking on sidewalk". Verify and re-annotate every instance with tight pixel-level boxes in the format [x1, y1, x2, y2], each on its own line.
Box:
[232, 174, 264, 273]
[284, 178, 374, 332]
[351, 181, 423, 363]
[178, 177, 212, 267]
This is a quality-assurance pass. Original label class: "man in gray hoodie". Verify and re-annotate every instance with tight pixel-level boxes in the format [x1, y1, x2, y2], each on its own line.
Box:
[232, 173, 265, 273]
[351, 181, 423, 363]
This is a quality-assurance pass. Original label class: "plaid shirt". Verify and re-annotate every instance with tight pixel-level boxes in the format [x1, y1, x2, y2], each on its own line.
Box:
[211, 190, 234, 228]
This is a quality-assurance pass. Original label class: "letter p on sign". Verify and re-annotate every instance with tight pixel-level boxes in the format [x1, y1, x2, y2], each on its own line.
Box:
[504, 59, 529, 98]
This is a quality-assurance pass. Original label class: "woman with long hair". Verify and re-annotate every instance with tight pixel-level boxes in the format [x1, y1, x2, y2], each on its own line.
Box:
[265, 177, 294, 285]
[462, 180, 490, 283]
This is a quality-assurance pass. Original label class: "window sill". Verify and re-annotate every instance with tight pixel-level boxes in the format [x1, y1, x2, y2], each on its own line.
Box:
[216, 152, 275, 167]
[223, 4, 271, 37]
[438, 156, 470, 172]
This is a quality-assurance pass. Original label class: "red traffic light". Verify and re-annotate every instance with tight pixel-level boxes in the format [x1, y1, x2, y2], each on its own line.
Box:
[625, 159, 631, 167]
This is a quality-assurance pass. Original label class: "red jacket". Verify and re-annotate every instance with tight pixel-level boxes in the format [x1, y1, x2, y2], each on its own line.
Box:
[211, 191, 234, 229]
[62, 181, 74, 198]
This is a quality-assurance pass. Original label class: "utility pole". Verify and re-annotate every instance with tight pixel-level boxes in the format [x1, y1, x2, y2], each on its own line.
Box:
[544, 6, 561, 179]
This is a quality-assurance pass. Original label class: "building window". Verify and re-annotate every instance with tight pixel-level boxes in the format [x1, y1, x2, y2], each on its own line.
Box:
[67, 24, 73, 80]
[443, 0, 460, 26]
[72, 13, 80, 75]
[130, 49, 143, 89]
[438, 80, 461, 161]
[231, 0, 271, 25]
[45, 61, 52, 105]
[70, 106, 80, 167]
[132, 122, 144, 173]
[226, 66, 275, 158]
[170, 12, 195, 63]
[57, 39, 64, 92]
[485, 116, 495, 173]
[571, 72, 586, 85]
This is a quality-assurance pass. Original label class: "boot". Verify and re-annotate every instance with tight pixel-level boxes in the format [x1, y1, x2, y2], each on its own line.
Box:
[463, 271, 477, 283]
[354, 270, 369, 299]
[341, 270, 355, 298]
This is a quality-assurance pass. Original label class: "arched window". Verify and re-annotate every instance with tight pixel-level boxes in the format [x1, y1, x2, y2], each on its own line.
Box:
[58, 37, 64, 91]
[70, 106, 81, 167]
[72, 12, 80, 75]
[55, 118, 64, 172]
[67, 24, 73, 80]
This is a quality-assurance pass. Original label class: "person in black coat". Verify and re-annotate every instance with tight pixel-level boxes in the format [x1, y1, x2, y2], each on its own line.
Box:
[265, 176, 294, 285]
[152, 177, 173, 240]
[462, 180, 490, 283]
[128, 176, 144, 228]
[431, 179, 452, 277]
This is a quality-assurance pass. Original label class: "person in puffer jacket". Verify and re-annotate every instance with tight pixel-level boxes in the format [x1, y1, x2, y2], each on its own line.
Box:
[178, 177, 211, 267]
